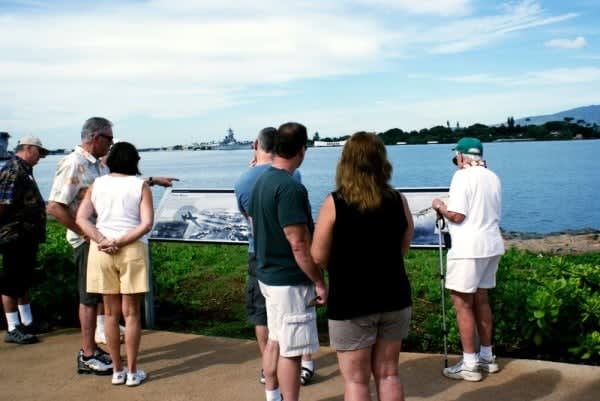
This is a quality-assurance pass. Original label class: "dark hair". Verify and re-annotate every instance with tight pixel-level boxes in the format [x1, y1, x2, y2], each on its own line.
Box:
[106, 142, 141, 175]
[275, 122, 307, 159]
[257, 127, 276, 153]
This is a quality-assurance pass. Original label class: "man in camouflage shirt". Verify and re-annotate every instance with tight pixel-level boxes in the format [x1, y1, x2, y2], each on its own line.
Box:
[0, 136, 48, 345]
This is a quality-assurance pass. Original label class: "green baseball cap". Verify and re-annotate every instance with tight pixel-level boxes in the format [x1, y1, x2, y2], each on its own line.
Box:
[453, 137, 483, 156]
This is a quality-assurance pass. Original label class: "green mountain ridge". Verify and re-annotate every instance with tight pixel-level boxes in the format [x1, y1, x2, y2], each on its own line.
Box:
[514, 104, 600, 126]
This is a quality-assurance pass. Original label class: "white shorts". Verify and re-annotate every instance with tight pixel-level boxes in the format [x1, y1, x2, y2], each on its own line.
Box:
[445, 255, 501, 293]
[258, 281, 320, 358]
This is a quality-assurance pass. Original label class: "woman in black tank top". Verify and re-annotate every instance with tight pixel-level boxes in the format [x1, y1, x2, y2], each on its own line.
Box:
[312, 132, 414, 401]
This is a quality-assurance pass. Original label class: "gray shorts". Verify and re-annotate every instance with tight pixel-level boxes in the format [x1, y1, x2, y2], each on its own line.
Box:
[74, 242, 102, 306]
[246, 254, 267, 326]
[328, 307, 412, 351]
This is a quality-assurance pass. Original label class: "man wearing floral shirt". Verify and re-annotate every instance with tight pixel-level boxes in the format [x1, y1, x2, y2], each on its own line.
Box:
[47, 117, 177, 375]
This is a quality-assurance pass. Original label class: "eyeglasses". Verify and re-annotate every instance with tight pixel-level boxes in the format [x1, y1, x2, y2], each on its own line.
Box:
[96, 133, 114, 142]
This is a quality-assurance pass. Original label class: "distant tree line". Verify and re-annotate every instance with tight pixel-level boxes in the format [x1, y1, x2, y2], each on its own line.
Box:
[312, 117, 600, 145]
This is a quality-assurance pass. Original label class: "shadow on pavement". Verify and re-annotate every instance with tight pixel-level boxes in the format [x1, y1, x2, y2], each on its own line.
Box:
[138, 332, 259, 382]
[452, 369, 560, 401]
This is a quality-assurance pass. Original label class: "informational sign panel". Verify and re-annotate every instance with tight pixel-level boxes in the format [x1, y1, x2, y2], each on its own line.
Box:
[150, 189, 248, 244]
[399, 187, 450, 248]
[150, 187, 449, 248]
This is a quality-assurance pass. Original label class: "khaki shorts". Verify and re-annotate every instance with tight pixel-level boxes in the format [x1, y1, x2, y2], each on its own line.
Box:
[328, 307, 412, 351]
[445, 255, 501, 293]
[258, 281, 320, 358]
[87, 240, 149, 294]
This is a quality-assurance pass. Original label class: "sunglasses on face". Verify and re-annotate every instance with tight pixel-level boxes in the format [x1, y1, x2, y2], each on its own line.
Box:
[97, 133, 114, 142]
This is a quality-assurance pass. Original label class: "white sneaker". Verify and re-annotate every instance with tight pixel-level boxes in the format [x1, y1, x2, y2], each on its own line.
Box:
[112, 368, 128, 385]
[478, 355, 500, 373]
[442, 359, 482, 382]
[95, 326, 125, 345]
[126, 369, 147, 387]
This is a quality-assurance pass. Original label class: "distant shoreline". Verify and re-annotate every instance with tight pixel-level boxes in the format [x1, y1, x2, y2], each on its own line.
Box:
[502, 229, 600, 254]
[7, 136, 600, 157]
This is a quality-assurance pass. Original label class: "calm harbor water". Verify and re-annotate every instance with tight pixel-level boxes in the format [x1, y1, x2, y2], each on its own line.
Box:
[32, 139, 600, 234]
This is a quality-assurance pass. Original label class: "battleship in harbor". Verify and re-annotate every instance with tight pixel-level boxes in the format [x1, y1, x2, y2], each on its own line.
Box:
[211, 128, 252, 150]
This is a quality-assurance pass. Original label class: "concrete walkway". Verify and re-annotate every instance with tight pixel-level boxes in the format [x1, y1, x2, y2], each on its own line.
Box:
[0, 329, 598, 401]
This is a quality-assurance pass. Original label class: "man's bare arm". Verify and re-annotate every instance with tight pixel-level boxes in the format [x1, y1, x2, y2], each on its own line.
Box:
[146, 177, 179, 187]
[432, 198, 465, 224]
[283, 223, 327, 305]
[47, 201, 83, 235]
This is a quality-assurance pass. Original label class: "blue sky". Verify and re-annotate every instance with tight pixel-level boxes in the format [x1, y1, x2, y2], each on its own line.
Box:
[1, 0, 599, 149]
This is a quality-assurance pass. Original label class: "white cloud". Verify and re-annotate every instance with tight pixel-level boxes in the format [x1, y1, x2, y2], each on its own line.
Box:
[528, 67, 600, 83]
[443, 67, 600, 86]
[426, 0, 577, 54]
[0, 6, 391, 133]
[545, 36, 587, 49]
[352, 0, 471, 16]
[0, 0, 586, 147]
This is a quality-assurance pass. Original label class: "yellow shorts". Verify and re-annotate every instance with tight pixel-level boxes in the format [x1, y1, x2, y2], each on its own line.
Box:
[87, 240, 149, 294]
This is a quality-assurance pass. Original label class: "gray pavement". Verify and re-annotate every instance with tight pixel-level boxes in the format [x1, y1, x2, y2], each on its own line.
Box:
[0, 329, 598, 401]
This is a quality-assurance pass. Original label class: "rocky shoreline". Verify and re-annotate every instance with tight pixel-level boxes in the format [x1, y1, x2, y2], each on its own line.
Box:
[501, 228, 600, 254]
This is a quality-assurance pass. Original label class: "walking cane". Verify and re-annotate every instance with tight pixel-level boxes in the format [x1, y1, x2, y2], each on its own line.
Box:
[436, 215, 449, 368]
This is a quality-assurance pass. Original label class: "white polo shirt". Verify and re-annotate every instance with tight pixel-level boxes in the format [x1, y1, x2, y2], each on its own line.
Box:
[446, 165, 505, 259]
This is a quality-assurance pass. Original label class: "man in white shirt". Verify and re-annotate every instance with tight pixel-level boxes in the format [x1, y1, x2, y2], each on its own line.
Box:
[432, 137, 504, 382]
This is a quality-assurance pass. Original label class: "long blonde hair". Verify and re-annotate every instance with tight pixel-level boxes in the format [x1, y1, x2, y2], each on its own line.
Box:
[335, 132, 393, 211]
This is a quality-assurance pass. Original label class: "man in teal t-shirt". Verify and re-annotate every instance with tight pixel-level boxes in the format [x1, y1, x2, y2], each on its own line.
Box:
[251, 166, 313, 286]
[248, 122, 327, 401]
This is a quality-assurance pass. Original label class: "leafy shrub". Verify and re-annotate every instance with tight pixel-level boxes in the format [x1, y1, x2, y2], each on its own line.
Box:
[29, 221, 79, 327]
[14, 222, 600, 365]
[493, 249, 599, 364]
[527, 258, 599, 362]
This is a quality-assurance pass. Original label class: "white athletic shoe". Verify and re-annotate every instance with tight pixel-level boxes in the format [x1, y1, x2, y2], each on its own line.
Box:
[478, 355, 500, 373]
[442, 359, 482, 382]
[112, 368, 128, 385]
[126, 369, 147, 387]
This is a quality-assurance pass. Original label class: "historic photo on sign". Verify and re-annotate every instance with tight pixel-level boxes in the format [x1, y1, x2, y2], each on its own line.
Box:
[151, 187, 449, 248]
[399, 187, 450, 248]
[150, 189, 249, 244]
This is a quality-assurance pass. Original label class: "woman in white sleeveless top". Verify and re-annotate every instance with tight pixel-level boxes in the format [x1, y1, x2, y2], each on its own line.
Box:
[76, 142, 153, 387]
